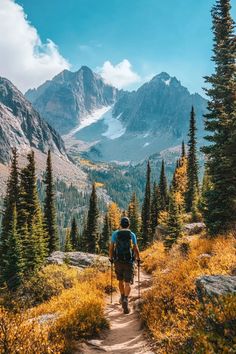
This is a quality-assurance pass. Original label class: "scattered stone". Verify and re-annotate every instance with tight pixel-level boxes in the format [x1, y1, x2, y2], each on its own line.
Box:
[47, 251, 108, 268]
[196, 275, 236, 302]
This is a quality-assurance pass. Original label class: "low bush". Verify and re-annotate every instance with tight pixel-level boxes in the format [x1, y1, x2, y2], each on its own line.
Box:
[141, 235, 236, 353]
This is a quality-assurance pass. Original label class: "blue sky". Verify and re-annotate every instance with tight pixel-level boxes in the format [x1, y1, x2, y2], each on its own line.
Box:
[3, 0, 236, 94]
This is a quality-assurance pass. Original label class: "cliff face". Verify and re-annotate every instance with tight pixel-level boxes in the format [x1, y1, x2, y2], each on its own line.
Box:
[0, 77, 67, 163]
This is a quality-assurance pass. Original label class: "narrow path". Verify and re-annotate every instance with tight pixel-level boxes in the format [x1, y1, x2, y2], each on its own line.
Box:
[76, 270, 154, 354]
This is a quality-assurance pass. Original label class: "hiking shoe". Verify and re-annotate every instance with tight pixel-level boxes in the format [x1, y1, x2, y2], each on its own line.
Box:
[122, 298, 130, 314]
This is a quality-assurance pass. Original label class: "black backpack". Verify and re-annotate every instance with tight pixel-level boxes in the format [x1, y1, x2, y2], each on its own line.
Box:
[114, 230, 134, 263]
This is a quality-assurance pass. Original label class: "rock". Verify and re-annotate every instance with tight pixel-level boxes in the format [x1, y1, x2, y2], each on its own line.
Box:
[183, 222, 206, 235]
[133, 298, 145, 312]
[47, 251, 108, 268]
[196, 275, 236, 302]
[198, 253, 212, 260]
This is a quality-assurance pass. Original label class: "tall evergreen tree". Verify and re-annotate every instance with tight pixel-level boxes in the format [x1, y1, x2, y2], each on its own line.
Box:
[70, 217, 79, 250]
[18, 151, 46, 273]
[99, 212, 111, 254]
[0, 149, 19, 284]
[128, 192, 140, 237]
[202, 0, 236, 234]
[64, 228, 73, 252]
[150, 182, 161, 241]
[141, 161, 151, 246]
[159, 160, 168, 211]
[4, 206, 23, 290]
[164, 193, 183, 250]
[181, 140, 186, 158]
[186, 106, 199, 212]
[85, 183, 99, 253]
[43, 150, 59, 253]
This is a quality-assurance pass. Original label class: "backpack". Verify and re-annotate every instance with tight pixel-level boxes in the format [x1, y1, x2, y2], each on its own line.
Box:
[114, 230, 134, 263]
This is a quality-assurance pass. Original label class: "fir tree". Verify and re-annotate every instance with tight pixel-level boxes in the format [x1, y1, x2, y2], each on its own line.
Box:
[128, 192, 140, 237]
[85, 183, 99, 253]
[4, 205, 23, 290]
[99, 212, 111, 254]
[108, 202, 121, 231]
[150, 182, 160, 241]
[18, 151, 46, 273]
[141, 161, 151, 246]
[159, 160, 168, 211]
[181, 140, 186, 158]
[64, 228, 73, 252]
[202, 0, 236, 234]
[70, 217, 79, 250]
[43, 150, 59, 253]
[0, 149, 19, 284]
[164, 193, 183, 250]
[186, 106, 199, 213]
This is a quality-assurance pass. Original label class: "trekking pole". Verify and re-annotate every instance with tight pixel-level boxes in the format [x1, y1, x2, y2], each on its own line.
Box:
[110, 262, 113, 304]
[138, 261, 141, 299]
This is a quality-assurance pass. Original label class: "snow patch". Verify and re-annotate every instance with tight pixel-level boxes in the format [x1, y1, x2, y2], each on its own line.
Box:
[102, 112, 126, 140]
[143, 142, 150, 148]
[64, 106, 112, 139]
[162, 78, 171, 86]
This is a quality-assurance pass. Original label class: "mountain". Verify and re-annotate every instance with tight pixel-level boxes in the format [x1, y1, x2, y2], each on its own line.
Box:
[26, 68, 208, 163]
[113, 72, 206, 136]
[0, 77, 67, 164]
[25, 66, 118, 134]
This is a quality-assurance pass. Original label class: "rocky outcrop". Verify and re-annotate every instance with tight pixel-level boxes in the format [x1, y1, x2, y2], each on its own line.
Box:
[26, 66, 118, 134]
[47, 251, 108, 268]
[196, 275, 236, 302]
[0, 77, 67, 163]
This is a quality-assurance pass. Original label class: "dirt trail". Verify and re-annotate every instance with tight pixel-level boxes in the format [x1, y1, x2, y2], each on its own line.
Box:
[77, 270, 154, 354]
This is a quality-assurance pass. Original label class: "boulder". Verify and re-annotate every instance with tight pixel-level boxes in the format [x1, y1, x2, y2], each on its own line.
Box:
[196, 275, 236, 302]
[183, 222, 206, 235]
[47, 251, 108, 268]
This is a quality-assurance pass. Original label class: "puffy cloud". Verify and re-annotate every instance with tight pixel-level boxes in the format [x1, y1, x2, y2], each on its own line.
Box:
[99, 59, 141, 89]
[0, 0, 70, 93]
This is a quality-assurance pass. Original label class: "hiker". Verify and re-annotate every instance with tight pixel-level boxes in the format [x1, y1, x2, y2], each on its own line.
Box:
[109, 216, 141, 314]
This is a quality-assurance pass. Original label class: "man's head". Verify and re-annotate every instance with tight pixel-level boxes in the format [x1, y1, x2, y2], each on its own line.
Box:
[120, 216, 130, 229]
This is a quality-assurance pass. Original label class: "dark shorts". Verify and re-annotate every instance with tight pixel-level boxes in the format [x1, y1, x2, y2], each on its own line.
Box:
[114, 262, 134, 284]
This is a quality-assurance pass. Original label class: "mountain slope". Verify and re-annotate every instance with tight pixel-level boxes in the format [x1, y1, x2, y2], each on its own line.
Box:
[25, 66, 118, 134]
[0, 77, 67, 163]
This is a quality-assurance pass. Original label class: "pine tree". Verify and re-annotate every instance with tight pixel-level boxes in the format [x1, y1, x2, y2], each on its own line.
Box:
[64, 228, 73, 252]
[18, 151, 46, 274]
[202, 0, 236, 234]
[4, 205, 23, 290]
[164, 193, 183, 250]
[141, 161, 151, 246]
[128, 192, 140, 237]
[0, 149, 19, 284]
[79, 215, 88, 252]
[99, 213, 111, 254]
[150, 182, 160, 241]
[171, 155, 188, 212]
[70, 217, 79, 250]
[181, 140, 186, 158]
[186, 107, 199, 213]
[43, 150, 59, 253]
[85, 183, 99, 253]
[159, 160, 168, 211]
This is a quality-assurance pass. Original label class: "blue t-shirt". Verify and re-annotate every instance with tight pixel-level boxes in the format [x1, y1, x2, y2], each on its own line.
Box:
[111, 229, 137, 245]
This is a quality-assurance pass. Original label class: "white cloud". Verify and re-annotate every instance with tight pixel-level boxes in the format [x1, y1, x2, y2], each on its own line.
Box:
[99, 59, 141, 89]
[0, 0, 70, 93]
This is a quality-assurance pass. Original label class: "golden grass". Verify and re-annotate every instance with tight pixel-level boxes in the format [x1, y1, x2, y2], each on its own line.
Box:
[141, 235, 236, 353]
[0, 265, 114, 353]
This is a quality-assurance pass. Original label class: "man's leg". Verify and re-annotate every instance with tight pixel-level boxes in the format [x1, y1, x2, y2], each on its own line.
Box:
[124, 282, 131, 297]
[119, 280, 125, 296]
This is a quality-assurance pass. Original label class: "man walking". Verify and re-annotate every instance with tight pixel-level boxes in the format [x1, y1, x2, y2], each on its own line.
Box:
[109, 216, 140, 314]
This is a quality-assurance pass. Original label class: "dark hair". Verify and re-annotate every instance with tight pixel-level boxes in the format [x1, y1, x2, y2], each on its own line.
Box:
[120, 217, 130, 228]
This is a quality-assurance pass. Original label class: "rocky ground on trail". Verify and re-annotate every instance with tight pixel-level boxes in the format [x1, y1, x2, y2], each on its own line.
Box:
[75, 270, 154, 354]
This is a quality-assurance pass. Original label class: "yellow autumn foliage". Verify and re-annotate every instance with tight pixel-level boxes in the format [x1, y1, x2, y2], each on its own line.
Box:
[108, 202, 121, 230]
[141, 235, 236, 353]
[0, 265, 114, 353]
